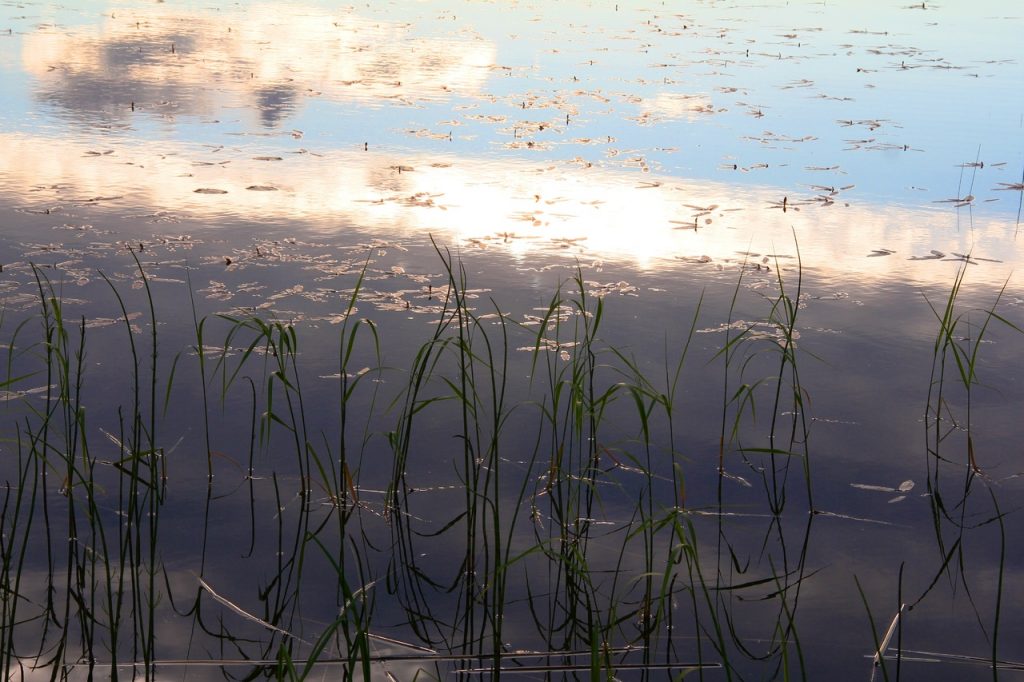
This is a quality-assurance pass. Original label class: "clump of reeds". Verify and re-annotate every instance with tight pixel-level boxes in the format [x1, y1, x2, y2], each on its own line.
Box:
[2, 242, 1016, 680]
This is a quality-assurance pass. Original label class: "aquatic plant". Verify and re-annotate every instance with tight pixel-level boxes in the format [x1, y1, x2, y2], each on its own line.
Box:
[0, 247, 1020, 680]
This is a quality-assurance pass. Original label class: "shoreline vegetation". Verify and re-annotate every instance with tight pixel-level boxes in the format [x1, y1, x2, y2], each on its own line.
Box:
[1, 243, 1020, 680]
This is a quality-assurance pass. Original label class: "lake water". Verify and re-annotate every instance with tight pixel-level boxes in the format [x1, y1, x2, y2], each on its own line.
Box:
[1, 0, 1023, 679]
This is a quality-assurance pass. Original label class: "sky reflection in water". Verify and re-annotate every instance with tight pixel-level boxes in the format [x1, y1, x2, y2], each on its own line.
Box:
[0, 130, 1018, 288]
[1, 1, 1024, 680]
[1, 0, 1021, 290]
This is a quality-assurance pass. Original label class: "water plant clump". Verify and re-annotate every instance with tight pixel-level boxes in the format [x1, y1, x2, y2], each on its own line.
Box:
[0, 247, 1021, 681]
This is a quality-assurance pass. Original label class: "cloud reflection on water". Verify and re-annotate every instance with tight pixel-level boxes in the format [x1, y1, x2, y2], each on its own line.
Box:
[22, 4, 496, 123]
[8, 1, 1020, 292]
[2, 131, 1017, 289]
[2, 3, 1023, 680]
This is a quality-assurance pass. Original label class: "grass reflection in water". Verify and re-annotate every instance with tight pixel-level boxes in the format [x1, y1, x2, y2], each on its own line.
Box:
[0, 243, 1020, 681]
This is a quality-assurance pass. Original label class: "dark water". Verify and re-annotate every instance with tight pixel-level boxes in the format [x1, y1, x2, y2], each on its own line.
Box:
[1, 1, 1023, 679]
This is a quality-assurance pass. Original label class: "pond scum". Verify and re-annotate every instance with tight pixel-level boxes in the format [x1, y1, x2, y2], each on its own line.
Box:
[0, 243, 1020, 681]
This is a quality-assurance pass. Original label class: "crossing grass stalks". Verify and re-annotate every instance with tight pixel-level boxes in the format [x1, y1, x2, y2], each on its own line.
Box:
[912, 265, 1022, 677]
[0, 245, 1018, 680]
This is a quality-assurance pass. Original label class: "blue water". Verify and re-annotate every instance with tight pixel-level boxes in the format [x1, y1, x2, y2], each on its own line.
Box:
[1, 1, 1022, 679]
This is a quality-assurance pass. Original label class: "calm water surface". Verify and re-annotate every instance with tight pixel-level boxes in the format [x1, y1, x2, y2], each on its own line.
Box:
[1, 1, 1022, 679]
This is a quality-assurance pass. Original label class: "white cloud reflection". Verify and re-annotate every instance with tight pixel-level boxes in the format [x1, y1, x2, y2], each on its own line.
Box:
[22, 4, 496, 121]
[637, 92, 717, 123]
[2, 131, 1017, 288]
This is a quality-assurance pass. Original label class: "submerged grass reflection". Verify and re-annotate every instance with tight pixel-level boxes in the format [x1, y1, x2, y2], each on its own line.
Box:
[0, 246, 1020, 680]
